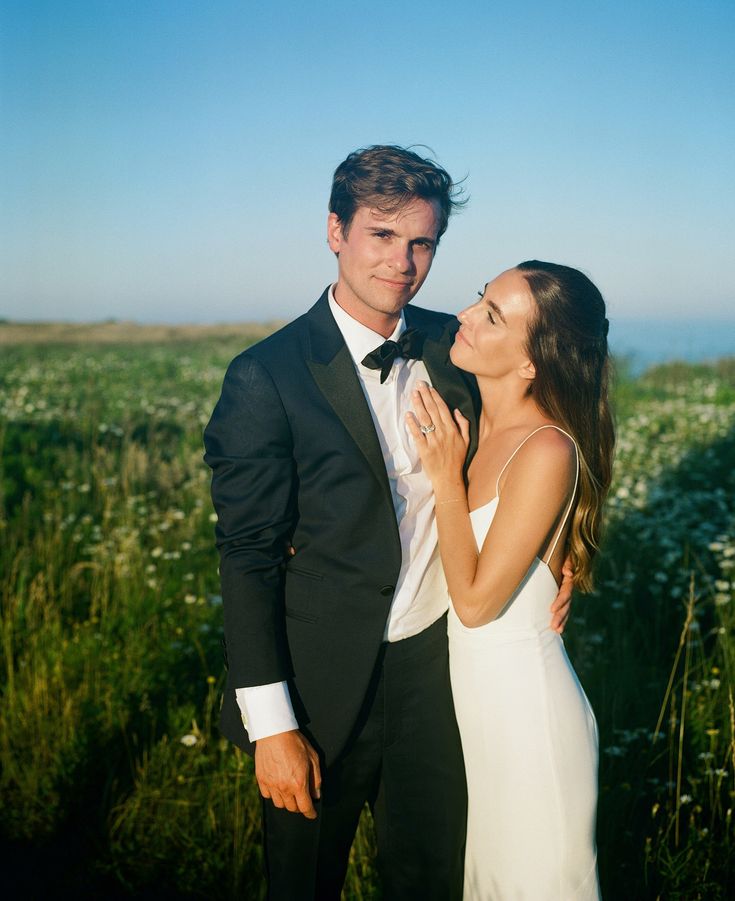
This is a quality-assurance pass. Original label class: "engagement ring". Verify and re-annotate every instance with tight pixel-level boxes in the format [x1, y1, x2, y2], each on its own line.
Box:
[420, 423, 436, 434]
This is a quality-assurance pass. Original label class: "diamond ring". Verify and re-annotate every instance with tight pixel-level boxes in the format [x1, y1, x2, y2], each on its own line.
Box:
[420, 423, 436, 434]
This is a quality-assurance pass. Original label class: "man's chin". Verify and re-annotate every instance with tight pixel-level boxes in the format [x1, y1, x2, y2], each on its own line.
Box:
[371, 293, 414, 315]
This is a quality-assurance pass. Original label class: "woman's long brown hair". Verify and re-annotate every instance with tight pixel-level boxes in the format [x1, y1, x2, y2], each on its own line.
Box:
[517, 260, 615, 591]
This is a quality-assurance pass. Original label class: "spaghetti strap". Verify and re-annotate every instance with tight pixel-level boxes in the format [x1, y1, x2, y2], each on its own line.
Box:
[494, 425, 580, 564]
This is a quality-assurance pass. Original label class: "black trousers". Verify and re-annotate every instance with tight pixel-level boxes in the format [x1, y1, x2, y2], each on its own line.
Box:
[261, 613, 467, 900]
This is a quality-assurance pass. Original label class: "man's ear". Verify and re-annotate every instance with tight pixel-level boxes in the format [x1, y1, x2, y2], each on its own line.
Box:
[327, 213, 344, 255]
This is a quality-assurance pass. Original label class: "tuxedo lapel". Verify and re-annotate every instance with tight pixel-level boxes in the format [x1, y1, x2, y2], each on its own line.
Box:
[406, 309, 480, 464]
[304, 293, 394, 505]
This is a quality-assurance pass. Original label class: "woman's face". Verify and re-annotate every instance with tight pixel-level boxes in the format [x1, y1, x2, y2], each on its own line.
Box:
[450, 268, 536, 380]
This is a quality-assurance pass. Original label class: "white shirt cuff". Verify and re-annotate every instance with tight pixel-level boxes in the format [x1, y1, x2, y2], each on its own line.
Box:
[234, 681, 299, 742]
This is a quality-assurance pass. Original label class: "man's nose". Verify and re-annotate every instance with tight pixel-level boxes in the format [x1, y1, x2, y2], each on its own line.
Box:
[391, 244, 414, 273]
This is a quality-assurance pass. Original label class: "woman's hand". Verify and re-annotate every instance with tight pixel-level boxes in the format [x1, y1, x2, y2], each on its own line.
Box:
[407, 381, 470, 493]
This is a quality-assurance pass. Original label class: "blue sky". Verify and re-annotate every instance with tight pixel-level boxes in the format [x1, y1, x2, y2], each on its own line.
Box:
[1, 0, 733, 323]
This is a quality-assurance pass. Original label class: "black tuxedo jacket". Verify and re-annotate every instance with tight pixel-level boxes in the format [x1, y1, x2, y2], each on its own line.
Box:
[204, 288, 479, 766]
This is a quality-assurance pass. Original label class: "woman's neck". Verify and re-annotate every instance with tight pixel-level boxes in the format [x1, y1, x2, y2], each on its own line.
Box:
[476, 374, 546, 440]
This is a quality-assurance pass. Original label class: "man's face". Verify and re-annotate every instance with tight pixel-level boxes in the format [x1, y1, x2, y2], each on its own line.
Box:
[327, 198, 441, 334]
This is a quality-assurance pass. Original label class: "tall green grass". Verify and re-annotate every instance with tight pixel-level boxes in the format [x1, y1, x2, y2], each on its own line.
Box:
[1, 341, 733, 898]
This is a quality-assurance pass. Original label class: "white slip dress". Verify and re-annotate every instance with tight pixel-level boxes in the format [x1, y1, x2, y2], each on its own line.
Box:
[448, 426, 601, 900]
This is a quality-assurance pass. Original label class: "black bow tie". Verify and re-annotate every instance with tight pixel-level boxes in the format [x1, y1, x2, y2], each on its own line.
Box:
[361, 327, 426, 383]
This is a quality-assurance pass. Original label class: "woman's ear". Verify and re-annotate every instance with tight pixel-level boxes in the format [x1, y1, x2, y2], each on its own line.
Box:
[518, 359, 536, 382]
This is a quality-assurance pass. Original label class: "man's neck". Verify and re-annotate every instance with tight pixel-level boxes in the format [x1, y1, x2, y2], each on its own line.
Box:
[332, 285, 403, 338]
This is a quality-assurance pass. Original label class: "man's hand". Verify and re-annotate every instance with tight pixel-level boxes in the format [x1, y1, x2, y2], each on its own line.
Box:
[254, 730, 322, 820]
[550, 556, 575, 634]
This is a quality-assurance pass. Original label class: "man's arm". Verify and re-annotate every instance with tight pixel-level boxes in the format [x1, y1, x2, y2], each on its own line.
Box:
[204, 353, 296, 686]
[550, 559, 574, 633]
[204, 352, 321, 817]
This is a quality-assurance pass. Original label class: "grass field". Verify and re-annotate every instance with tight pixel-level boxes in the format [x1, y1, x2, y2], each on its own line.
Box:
[1, 329, 733, 899]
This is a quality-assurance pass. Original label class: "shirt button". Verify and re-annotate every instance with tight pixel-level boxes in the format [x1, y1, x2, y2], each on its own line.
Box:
[380, 585, 394, 597]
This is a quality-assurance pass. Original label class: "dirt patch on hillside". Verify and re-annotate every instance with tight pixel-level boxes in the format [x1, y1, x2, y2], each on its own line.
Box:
[0, 320, 285, 345]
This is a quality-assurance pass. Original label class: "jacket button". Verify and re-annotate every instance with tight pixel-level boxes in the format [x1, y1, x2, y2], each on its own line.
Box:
[380, 585, 394, 597]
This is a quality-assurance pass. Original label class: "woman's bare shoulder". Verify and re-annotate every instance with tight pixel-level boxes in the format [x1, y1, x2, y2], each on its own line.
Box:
[504, 425, 577, 490]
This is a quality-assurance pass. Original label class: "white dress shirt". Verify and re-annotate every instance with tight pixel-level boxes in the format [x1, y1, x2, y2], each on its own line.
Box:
[235, 287, 450, 741]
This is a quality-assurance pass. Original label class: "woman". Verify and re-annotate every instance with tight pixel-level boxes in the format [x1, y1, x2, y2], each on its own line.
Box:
[408, 260, 614, 900]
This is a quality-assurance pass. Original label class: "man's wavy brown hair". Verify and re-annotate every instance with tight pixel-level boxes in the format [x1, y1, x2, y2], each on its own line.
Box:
[329, 145, 466, 244]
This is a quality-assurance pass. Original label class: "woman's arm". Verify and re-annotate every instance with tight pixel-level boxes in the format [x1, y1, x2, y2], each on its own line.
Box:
[408, 383, 576, 628]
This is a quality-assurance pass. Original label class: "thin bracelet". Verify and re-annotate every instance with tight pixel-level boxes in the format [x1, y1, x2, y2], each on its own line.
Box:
[436, 498, 464, 506]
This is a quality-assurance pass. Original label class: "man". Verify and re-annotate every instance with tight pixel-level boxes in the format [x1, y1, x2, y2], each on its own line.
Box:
[204, 145, 572, 899]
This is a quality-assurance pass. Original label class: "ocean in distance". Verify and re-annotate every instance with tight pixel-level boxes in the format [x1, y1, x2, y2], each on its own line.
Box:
[608, 318, 735, 374]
